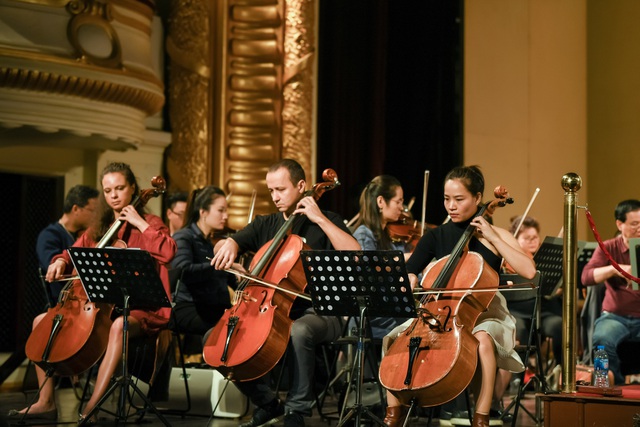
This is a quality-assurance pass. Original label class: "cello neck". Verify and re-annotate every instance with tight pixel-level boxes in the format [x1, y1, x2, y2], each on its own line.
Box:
[249, 213, 299, 276]
[430, 203, 490, 290]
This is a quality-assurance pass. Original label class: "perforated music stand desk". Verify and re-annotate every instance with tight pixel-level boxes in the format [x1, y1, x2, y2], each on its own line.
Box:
[533, 237, 596, 298]
[301, 250, 416, 427]
[68, 247, 171, 426]
[69, 247, 171, 308]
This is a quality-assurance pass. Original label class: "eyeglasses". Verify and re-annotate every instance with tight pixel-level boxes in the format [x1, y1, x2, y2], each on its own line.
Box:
[624, 221, 640, 230]
[170, 209, 185, 218]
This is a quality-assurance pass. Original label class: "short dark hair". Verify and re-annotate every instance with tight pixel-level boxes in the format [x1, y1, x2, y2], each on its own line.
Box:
[63, 185, 99, 213]
[614, 199, 640, 222]
[268, 158, 306, 185]
[165, 191, 188, 211]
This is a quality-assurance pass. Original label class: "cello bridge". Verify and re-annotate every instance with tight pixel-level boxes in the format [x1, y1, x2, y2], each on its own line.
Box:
[417, 305, 452, 332]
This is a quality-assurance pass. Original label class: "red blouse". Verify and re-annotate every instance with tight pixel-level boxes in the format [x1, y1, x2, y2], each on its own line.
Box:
[52, 213, 176, 335]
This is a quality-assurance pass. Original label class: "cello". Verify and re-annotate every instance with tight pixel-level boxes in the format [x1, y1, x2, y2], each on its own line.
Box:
[25, 177, 166, 377]
[379, 186, 513, 407]
[203, 169, 340, 381]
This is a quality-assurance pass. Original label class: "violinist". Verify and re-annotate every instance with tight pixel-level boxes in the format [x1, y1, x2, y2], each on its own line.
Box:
[352, 175, 411, 337]
[170, 186, 239, 338]
[211, 158, 360, 427]
[381, 166, 535, 427]
[506, 216, 563, 369]
[9, 162, 176, 423]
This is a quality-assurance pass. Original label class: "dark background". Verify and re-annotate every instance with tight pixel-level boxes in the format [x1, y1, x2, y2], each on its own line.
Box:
[316, 0, 463, 224]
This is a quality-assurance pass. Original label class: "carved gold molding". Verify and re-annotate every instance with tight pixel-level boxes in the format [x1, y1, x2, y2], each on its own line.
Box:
[167, 0, 316, 229]
[165, 0, 211, 192]
[66, 0, 123, 68]
[0, 64, 164, 115]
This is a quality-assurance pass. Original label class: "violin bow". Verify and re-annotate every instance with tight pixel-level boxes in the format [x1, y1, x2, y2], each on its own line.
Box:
[247, 189, 257, 224]
[421, 170, 429, 237]
[499, 187, 540, 271]
[513, 187, 540, 237]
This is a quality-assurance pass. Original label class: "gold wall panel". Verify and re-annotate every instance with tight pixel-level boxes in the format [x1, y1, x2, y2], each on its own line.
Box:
[167, 0, 316, 230]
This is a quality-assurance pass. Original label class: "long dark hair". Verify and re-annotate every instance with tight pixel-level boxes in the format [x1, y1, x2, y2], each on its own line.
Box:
[353, 175, 402, 250]
[184, 186, 226, 229]
[90, 162, 143, 242]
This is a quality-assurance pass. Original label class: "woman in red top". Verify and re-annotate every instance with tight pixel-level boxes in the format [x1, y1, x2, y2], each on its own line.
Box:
[9, 162, 176, 423]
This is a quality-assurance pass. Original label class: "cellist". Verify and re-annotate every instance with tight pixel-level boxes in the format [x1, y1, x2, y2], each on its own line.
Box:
[9, 162, 176, 423]
[381, 165, 536, 427]
[211, 158, 360, 427]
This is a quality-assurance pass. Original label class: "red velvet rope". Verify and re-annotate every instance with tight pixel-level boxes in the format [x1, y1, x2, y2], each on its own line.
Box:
[584, 209, 640, 284]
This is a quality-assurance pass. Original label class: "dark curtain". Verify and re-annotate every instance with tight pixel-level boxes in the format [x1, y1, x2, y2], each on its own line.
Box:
[317, 0, 463, 224]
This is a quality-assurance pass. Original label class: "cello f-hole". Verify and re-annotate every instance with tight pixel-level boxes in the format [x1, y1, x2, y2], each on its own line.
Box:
[259, 290, 268, 312]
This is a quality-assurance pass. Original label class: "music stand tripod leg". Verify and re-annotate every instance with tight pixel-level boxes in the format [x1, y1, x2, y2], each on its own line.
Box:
[337, 303, 386, 427]
[77, 293, 172, 427]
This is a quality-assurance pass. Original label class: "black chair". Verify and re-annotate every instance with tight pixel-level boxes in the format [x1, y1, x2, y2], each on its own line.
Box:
[500, 270, 546, 427]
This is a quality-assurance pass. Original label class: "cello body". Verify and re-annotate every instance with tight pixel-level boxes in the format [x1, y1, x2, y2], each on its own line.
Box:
[25, 281, 112, 376]
[203, 235, 309, 381]
[379, 250, 498, 407]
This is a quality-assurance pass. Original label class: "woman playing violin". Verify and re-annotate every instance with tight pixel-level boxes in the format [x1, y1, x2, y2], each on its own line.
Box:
[211, 159, 359, 427]
[170, 186, 239, 337]
[9, 162, 176, 423]
[352, 175, 411, 337]
[382, 165, 536, 427]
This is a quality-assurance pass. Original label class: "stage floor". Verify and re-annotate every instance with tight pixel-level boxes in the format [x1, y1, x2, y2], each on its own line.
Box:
[0, 382, 542, 427]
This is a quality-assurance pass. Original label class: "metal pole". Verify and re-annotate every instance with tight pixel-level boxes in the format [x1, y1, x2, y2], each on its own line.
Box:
[560, 173, 582, 393]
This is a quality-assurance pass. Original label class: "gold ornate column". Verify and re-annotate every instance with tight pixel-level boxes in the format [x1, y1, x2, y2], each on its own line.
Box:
[165, 0, 211, 192]
[167, 0, 317, 230]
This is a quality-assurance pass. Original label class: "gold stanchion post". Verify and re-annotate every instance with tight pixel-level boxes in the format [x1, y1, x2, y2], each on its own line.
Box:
[561, 173, 582, 393]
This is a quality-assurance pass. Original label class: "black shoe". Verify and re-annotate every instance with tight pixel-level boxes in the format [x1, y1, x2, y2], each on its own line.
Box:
[7, 409, 58, 421]
[239, 400, 284, 427]
[283, 412, 305, 427]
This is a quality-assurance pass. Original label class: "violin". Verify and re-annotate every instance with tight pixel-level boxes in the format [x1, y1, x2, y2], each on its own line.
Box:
[387, 170, 436, 249]
[387, 212, 436, 247]
[202, 169, 340, 381]
[25, 177, 166, 377]
[379, 186, 513, 407]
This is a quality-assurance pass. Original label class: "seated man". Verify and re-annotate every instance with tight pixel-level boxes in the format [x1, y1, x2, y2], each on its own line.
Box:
[581, 199, 640, 385]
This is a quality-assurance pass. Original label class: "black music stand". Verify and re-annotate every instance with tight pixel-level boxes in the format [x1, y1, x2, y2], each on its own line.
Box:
[534, 236, 596, 298]
[532, 237, 564, 299]
[68, 247, 172, 427]
[301, 250, 417, 427]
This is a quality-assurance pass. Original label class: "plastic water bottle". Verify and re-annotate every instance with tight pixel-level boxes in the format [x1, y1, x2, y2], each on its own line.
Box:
[593, 345, 610, 388]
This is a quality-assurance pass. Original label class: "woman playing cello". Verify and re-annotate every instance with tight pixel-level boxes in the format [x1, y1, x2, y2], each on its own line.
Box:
[381, 165, 536, 427]
[9, 162, 176, 423]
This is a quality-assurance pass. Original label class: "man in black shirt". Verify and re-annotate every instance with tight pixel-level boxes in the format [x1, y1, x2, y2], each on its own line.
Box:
[211, 159, 359, 427]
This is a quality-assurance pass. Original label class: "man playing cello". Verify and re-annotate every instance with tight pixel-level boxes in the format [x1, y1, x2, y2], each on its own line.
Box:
[210, 159, 360, 427]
